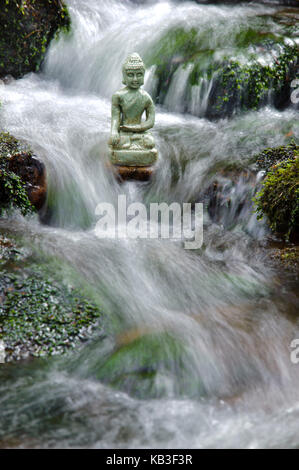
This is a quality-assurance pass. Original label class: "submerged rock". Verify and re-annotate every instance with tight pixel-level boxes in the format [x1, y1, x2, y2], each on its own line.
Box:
[95, 331, 207, 399]
[206, 169, 256, 226]
[0, 0, 70, 79]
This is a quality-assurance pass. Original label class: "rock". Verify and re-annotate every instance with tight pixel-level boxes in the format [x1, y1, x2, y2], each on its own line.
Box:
[269, 244, 299, 275]
[0, 132, 47, 213]
[0, 0, 70, 79]
[115, 165, 154, 182]
[95, 331, 207, 399]
[253, 143, 299, 241]
[206, 169, 256, 224]
[108, 162, 154, 182]
[0, 234, 103, 363]
[8, 152, 47, 210]
[146, 20, 298, 119]
[253, 141, 299, 174]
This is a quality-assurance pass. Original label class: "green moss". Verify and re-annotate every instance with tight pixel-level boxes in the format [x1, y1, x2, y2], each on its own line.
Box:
[146, 21, 298, 117]
[146, 27, 199, 69]
[145, 27, 200, 103]
[234, 28, 280, 48]
[0, 132, 35, 216]
[254, 157, 299, 240]
[0, 232, 104, 362]
[0, 0, 71, 79]
[206, 44, 298, 118]
[0, 132, 20, 156]
[0, 242, 103, 362]
[0, 168, 33, 216]
[95, 332, 206, 398]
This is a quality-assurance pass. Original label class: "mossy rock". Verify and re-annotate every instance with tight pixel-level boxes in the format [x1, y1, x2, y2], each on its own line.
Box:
[0, 235, 103, 362]
[95, 332, 207, 399]
[145, 27, 204, 104]
[0, 131, 48, 215]
[0, 132, 34, 216]
[193, 44, 298, 119]
[0, 131, 20, 156]
[252, 141, 299, 173]
[254, 154, 299, 241]
[0, 0, 70, 79]
[146, 18, 298, 118]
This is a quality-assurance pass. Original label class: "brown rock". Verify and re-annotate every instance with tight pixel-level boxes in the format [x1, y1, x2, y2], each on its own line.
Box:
[108, 162, 154, 182]
[8, 152, 47, 210]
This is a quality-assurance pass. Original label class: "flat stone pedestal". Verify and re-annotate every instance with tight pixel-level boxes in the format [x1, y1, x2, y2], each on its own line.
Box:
[110, 148, 157, 167]
[107, 162, 154, 182]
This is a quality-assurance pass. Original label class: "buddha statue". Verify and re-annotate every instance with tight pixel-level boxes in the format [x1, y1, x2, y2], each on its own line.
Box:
[108, 53, 158, 168]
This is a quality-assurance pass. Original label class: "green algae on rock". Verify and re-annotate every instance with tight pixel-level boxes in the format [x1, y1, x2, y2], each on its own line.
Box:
[0, 0, 70, 79]
[0, 133, 34, 216]
[0, 131, 47, 214]
[254, 143, 299, 241]
[146, 17, 298, 118]
[0, 236, 103, 362]
[95, 332, 207, 399]
[205, 44, 298, 119]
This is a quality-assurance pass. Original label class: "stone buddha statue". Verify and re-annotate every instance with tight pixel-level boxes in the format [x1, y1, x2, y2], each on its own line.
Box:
[108, 53, 158, 167]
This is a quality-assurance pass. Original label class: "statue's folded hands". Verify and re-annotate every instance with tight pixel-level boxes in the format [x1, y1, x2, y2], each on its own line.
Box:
[120, 124, 142, 132]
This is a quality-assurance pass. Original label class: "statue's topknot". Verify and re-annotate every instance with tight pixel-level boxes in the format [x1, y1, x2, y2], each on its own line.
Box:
[122, 53, 145, 72]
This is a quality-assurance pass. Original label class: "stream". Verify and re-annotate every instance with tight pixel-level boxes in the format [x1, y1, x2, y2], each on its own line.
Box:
[0, 0, 299, 448]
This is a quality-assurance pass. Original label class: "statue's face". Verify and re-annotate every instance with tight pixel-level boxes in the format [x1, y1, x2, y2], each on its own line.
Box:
[123, 67, 145, 89]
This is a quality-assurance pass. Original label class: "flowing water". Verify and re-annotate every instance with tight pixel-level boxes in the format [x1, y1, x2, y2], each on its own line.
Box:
[0, 0, 299, 448]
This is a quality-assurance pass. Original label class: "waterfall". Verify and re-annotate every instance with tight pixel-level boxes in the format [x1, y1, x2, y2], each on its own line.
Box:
[0, 0, 298, 449]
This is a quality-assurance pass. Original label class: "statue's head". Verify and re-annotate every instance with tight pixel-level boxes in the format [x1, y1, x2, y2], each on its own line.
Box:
[122, 52, 145, 89]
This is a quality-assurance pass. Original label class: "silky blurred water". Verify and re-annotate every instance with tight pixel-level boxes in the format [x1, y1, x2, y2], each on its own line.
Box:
[0, 0, 298, 449]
